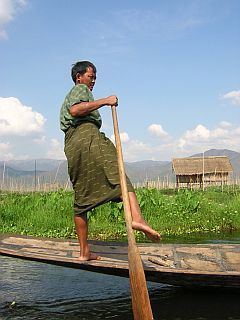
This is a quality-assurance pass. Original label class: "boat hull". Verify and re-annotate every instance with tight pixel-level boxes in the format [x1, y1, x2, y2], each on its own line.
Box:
[1, 235, 240, 289]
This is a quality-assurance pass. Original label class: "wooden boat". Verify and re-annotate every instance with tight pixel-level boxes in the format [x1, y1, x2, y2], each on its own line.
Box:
[1, 234, 240, 290]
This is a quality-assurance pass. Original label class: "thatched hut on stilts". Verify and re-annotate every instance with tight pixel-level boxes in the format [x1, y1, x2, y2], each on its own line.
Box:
[172, 156, 233, 189]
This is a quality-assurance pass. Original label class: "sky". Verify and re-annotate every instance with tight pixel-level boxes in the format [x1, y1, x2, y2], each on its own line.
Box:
[0, 0, 239, 162]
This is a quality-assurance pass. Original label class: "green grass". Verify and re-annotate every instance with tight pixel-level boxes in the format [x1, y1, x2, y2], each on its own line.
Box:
[1, 187, 240, 241]
[0, 190, 75, 238]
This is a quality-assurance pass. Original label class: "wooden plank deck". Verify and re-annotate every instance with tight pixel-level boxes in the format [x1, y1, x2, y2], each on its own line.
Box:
[1, 234, 240, 289]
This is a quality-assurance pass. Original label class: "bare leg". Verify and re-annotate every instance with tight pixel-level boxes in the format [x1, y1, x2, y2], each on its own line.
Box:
[128, 192, 161, 241]
[74, 214, 100, 261]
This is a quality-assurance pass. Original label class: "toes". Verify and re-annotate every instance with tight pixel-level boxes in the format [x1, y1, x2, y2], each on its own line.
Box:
[145, 231, 161, 242]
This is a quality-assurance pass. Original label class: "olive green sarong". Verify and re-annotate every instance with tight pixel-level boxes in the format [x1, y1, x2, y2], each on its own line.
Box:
[64, 122, 134, 215]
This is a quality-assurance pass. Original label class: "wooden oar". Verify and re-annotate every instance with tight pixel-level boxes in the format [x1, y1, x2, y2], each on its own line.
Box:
[111, 105, 154, 320]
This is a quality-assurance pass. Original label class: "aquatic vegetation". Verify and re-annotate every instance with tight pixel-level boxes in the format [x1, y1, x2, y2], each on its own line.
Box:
[0, 187, 240, 241]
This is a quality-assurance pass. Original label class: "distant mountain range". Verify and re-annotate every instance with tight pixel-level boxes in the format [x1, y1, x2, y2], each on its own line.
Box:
[0, 149, 240, 187]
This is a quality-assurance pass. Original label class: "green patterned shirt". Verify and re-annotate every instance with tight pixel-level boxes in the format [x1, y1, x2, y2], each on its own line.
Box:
[60, 84, 102, 132]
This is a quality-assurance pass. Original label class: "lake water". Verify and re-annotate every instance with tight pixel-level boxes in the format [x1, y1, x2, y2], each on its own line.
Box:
[1, 232, 240, 320]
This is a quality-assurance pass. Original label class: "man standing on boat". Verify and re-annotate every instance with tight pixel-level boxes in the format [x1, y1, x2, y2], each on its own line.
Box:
[60, 60, 161, 261]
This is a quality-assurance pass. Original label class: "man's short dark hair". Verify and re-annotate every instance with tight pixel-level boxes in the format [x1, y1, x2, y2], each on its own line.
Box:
[71, 61, 97, 83]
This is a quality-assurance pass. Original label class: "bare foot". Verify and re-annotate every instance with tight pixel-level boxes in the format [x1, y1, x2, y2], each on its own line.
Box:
[77, 252, 101, 262]
[132, 221, 161, 241]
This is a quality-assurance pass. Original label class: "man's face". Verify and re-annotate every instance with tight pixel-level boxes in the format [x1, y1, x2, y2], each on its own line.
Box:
[77, 67, 96, 91]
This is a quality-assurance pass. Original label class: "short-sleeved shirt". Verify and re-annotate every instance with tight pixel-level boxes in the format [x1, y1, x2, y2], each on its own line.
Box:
[60, 84, 102, 132]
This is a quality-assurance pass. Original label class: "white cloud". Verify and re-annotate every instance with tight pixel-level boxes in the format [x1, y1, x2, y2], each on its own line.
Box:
[120, 132, 130, 143]
[219, 121, 231, 128]
[107, 122, 240, 162]
[0, 141, 14, 160]
[0, 0, 27, 39]
[0, 97, 46, 136]
[109, 130, 150, 161]
[211, 127, 228, 138]
[176, 123, 240, 156]
[177, 125, 210, 150]
[222, 90, 240, 106]
[181, 124, 210, 141]
[47, 138, 65, 159]
[0, 137, 39, 161]
[0, 0, 14, 25]
[33, 135, 46, 144]
[0, 29, 7, 39]
[123, 140, 150, 162]
[110, 131, 130, 144]
[148, 124, 168, 138]
[1, 115, 239, 162]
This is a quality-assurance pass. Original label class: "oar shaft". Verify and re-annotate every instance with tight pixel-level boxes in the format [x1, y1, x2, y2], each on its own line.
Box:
[111, 105, 154, 320]
[111, 106, 134, 240]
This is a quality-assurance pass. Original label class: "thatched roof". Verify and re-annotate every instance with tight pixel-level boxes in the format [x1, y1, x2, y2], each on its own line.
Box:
[172, 156, 233, 175]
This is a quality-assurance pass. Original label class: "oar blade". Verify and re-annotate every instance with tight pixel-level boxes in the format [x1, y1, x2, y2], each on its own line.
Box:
[128, 245, 154, 320]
